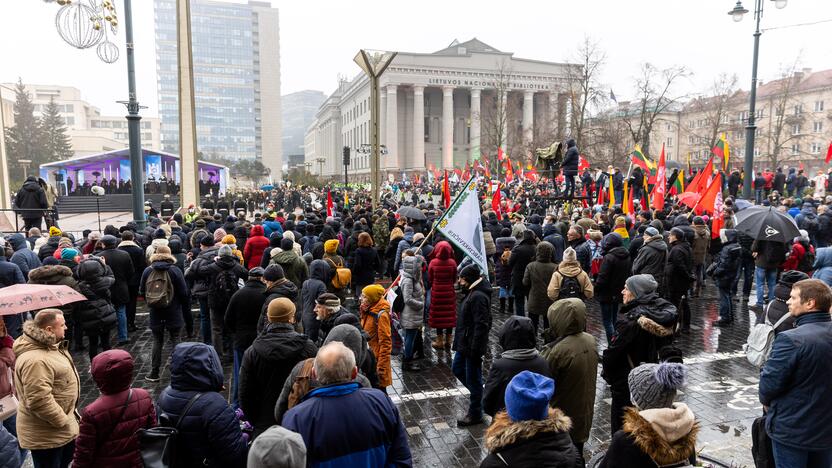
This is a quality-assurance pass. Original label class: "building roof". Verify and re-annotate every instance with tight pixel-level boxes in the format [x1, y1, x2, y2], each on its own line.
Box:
[433, 38, 502, 55]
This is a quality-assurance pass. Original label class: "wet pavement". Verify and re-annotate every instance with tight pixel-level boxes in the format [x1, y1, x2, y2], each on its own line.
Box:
[65, 280, 760, 467]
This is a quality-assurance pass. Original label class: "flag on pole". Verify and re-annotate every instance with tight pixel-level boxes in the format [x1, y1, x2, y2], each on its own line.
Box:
[694, 172, 723, 216]
[651, 143, 667, 210]
[631, 146, 655, 174]
[826, 141, 832, 164]
[578, 155, 590, 172]
[712, 134, 730, 170]
[608, 172, 616, 209]
[442, 170, 451, 209]
[711, 188, 724, 239]
[669, 170, 685, 195]
[326, 189, 333, 217]
[622, 181, 629, 214]
[344, 191, 349, 209]
[642, 175, 650, 210]
[687, 157, 714, 194]
[435, 177, 489, 275]
[491, 184, 502, 219]
[597, 180, 605, 206]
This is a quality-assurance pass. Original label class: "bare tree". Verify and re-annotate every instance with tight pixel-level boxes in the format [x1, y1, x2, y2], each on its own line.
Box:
[480, 60, 514, 170]
[623, 63, 690, 159]
[761, 61, 806, 169]
[566, 36, 606, 150]
[585, 112, 630, 168]
[683, 73, 739, 162]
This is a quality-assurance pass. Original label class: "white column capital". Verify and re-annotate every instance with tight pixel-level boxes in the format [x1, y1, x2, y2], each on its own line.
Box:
[386, 84, 398, 94]
[442, 85, 455, 96]
[470, 87, 482, 97]
[524, 90, 535, 99]
[412, 85, 424, 94]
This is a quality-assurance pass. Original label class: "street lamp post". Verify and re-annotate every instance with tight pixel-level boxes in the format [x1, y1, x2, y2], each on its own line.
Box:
[730, 0, 788, 199]
[354, 50, 397, 210]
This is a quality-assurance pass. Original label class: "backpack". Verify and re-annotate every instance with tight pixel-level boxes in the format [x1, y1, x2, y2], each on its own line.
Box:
[145, 269, 174, 308]
[558, 273, 584, 300]
[328, 258, 352, 290]
[800, 213, 819, 234]
[743, 305, 793, 367]
[287, 358, 315, 410]
[796, 242, 815, 273]
[213, 269, 239, 303]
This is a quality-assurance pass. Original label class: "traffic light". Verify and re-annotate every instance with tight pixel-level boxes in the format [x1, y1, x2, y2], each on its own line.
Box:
[343, 146, 351, 166]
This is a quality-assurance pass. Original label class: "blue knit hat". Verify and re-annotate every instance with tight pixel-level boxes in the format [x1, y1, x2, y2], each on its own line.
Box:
[60, 248, 79, 261]
[504, 371, 554, 422]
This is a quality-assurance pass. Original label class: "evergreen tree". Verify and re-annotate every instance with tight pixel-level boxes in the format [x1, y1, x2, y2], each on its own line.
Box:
[4, 79, 44, 178]
[41, 97, 74, 162]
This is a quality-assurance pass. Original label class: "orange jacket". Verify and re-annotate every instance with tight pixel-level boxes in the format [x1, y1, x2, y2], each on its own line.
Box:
[361, 298, 392, 387]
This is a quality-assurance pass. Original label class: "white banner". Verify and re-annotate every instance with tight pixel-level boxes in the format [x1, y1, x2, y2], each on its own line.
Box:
[436, 178, 488, 275]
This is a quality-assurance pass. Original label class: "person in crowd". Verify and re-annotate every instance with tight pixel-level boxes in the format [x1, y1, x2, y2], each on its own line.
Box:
[547, 246, 594, 303]
[15, 176, 48, 231]
[71, 350, 156, 467]
[495, 228, 517, 315]
[197, 244, 248, 360]
[428, 241, 457, 349]
[384, 227, 404, 279]
[301, 259, 331, 343]
[393, 226, 415, 274]
[508, 230, 537, 317]
[752, 238, 789, 309]
[13, 309, 80, 468]
[0, 243, 26, 338]
[239, 297, 317, 438]
[483, 316, 551, 418]
[543, 298, 598, 460]
[602, 274, 677, 435]
[75, 255, 117, 360]
[8, 233, 40, 281]
[0, 422, 21, 468]
[480, 371, 581, 468]
[631, 226, 667, 294]
[185, 236, 220, 346]
[760, 278, 832, 467]
[452, 265, 492, 426]
[666, 227, 694, 332]
[360, 284, 393, 390]
[599, 362, 697, 467]
[281, 341, 412, 466]
[350, 232, 380, 295]
[595, 233, 631, 343]
[522, 241, 557, 334]
[400, 252, 425, 371]
[257, 264, 299, 333]
[117, 231, 146, 333]
[247, 425, 306, 468]
[98, 235, 134, 345]
[158, 342, 248, 467]
[0, 318, 25, 464]
[223, 266, 266, 404]
[313, 293, 349, 344]
[690, 216, 710, 297]
[145, 229, 169, 262]
[272, 238, 308, 289]
[243, 225, 269, 268]
[710, 229, 742, 326]
[139, 245, 189, 382]
[322, 239, 348, 302]
[756, 270, 809, 333]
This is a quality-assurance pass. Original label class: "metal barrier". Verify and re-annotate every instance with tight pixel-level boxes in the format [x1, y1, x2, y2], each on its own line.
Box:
[0, 208, 60, 233]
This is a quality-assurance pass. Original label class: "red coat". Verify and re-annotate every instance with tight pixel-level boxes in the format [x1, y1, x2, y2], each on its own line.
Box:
[428, 241, 458, 329]
[73, 350, 156, 468]
[244, 225, 270, 268]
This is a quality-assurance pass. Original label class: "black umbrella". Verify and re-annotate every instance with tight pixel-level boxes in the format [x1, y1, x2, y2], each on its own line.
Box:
[734, 206, 800, 242]
[397, 206, 426, 220]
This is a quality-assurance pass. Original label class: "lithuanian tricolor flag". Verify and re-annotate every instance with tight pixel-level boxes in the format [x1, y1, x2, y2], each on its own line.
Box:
[712, 134, 730, 170]
[669, 170, 685, 195]
[631, 146, 656, 174]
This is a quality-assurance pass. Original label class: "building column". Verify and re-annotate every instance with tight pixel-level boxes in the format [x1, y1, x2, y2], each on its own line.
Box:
[522, 90, 534, 145]
[379, 87, 387, 154]
[442, 86, 454, 169]
[413, 85, 425, 170]
[385, 84, 398, 169]
[500, 90, 509, 152]
[470, 87, 481, 163]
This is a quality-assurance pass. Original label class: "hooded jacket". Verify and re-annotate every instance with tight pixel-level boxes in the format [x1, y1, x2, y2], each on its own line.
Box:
[595, 235, 631, 303]
[157, 343, 247, 468]
[196, 254, 248, 306]
[561, 139, 580, 176]
[393, 230, 415, 274]
[599, 404, 698, 468]
[427, 241, 458, 329]
[542, 298, 598, 443]
[508, 233, 537, 294]
[480, 408, 581, 468]
[522, 241, 558, 316]
[665, 238, 694, 292]
[711, 230, 741, 289]
[273, 249, 309, 289]
[301, 260, 330, 324]
[99, 246, 134, 306]
[14, 177, 47, 212]
[8, 233, 40, 280]
[13, 320, 81, 450]
[812, 247, 832, 286]
[483, 317, 552, 417]
[453, 278, 493, 357]
[631, 237, 667, 292]
[547, 258, 594, 302]
[75, 258, 117, 332]
[494, 236, 516, 289]
[138, 251, 190, 330]
[400, 255, 425, 329]
[239, 322, 317, 438]
[184, 246, 219, 298]
[0, 255, 24, 289]
[72, 350, 156, 468]
[144, 237, 169, 263]
[243, 225, 270, 268]
[361, 296, 393, 388]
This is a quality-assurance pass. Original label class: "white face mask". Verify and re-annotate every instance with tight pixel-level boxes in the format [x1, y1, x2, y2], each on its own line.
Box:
[189, 209, 194, 213]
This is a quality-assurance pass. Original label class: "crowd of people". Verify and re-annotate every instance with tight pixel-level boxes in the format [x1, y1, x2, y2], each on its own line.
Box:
[1, 168, 831, 468]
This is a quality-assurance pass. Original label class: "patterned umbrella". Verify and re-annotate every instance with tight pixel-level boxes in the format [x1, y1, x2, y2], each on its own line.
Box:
[0, 284, 86, 316]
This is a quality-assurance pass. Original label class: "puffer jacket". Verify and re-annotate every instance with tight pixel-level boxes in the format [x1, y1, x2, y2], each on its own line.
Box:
[301, 260, 330, 327]
[711, 230, 741, 289]
[184, 246, 219, 298]
[8, 233, 40, 280]
[691, 225, 710, 266]
[400, 255, 425, 330]
[196, 255, 248, 307]
[494, 236, 516, 289]
[37, 236, 61, 261]
[480, 408, 581, 468]
[756, 271, 809, 333]
[631, 237, 668, 293]
[595, 237, 631, 303]
[522, 241, 558, 316]
[599, 404, 698, 468]
[427, 241, 457, 329]
[13, 321, 81, 450]
[157, 343, 247, 468]
[812, 247, 832, 286]
[0, 423, 20, 468]
[239, 322, 317, 438]
[542, 224, 566, 263]
[543, 298, 598, 443]
[272, 249, 308, 289]
[72, 350, 156, 468]
[243, 225, 269, 268]
[452, 278, 492, 357]
[75, 258, 117, 332]
[138, 252, 190, 331]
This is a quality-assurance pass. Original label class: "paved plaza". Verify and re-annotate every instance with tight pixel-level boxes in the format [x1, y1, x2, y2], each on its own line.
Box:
[59, 282, 761, 467]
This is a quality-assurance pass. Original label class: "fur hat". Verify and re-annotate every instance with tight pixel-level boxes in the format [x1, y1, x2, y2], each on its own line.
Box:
[628, 362, 686, 410]
[267, 297, 295, 323]
[460, 264, 482, 284]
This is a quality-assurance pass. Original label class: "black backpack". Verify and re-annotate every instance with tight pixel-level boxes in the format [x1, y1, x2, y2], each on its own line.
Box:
[558, 273, 584, 300]
[213, 269, 239, 303]
[800, 213, 819, 235]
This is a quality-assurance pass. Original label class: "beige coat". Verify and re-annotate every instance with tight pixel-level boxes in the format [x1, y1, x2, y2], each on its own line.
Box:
[13, 321, 80, 450]
[547, 261, 594, 301]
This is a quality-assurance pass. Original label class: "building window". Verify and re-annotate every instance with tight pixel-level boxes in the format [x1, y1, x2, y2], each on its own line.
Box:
[63, 116, 75, 126]
[688, 121, 694, 129]
[754, 148, 760, 157]
[666, 151, 672, 160]
[794, 104, 803, 116]
[666, 123, 672, 131]
[667, 137, 673, 147]
[815, 100, 824, 112]
[791, 144, 800, 155]
[792, 124, 801, 135]
[738, 111, 748, 122]
[688, 135, 694, 145]
[811, 143, 822, 154]
[756, 109, 764, 119]
[721, 114, 730, 124]
[814, 121, 823, 133]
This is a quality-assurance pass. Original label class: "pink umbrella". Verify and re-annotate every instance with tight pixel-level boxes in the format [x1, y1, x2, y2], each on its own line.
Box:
[0, 284, 86, 316]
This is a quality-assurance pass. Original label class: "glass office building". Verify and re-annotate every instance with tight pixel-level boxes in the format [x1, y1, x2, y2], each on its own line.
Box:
[154, 0, 282, 174]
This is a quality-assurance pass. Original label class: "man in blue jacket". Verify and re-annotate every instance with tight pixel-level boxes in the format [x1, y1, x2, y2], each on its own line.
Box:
[760, 278, 832, 468]
[282, 341, 412, 467]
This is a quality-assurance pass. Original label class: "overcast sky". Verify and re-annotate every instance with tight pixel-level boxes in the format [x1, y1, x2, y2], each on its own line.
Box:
[2, 0, 831, 117]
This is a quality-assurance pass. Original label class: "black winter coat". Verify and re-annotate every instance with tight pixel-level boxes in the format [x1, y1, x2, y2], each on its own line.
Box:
[257, 279, 300, 333]
[15, 177, 47, 212]
[711, 238, 741, 289]
[75, 258, 117, 332]
[562, 143, 580, 176]
[665, 240, 694, 292]
[118, 241, 146, 289]
[452, 279, 492, 357]
[595, 246, 630, 303]
[224, 280, 267, 350]
[184, 246, 219, 298]
[631, 239, 667, 292]
[239, 323, 317, 438]
[99, 247, 134, 306]
[138, 256, 189, 330]
[196, 255, 248, 306]
[480, 409, 581, 468]
[350, 246, 380, 287]
[508, 239, 536, 294]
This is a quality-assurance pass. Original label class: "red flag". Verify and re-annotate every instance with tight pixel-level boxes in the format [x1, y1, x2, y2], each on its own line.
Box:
[442, 170, 450, 209]
[651, 144, 667, 210]
[694, 173, 723, 216]
[326, 189, 333, 217]
[581, 185, 589, 208]
[497, 147, 505, 161]
[597, 179, 604, 205]
[688, 157, 714, 194]
[504, 159, 514, 183]
[711, 187, 724, 239]
[491, 184, 502, 218]
[826, 142, 832, 164]
[799, 161, 805, 171]
[578, 154, 590, 172]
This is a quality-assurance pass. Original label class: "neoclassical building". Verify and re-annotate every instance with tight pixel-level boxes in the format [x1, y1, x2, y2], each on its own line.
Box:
[304, 39, 578, 180]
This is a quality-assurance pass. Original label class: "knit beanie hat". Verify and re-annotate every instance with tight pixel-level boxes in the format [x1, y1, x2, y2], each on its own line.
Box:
[247, 423, 306, 468]
[460, 264, 481, 284]
[644, 227, 660, 239]
[324, 239, 339, 254]
[504, 371, 555, 422]
[625, 274, 658, 298]
[218, 245, 234, 258]
[316, 293, 341, 308]
[267, 297, 295, 323]
[154, 229, 167, 239]
[361, 284, 385, 304]
[60, 248, 79, 261]
[221, 234, 237, 245]
[628, 362, 687, 410]
[200, 235, 215, 247]
[248, 267, 264, 279]
[264, 264, 285, 282]
[49, 226, 62, 237]
[280, 238, 295, 252]
[562, 247, 577, 263]
[213, 228, 227, 244]
[194, 219, 206, 228]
